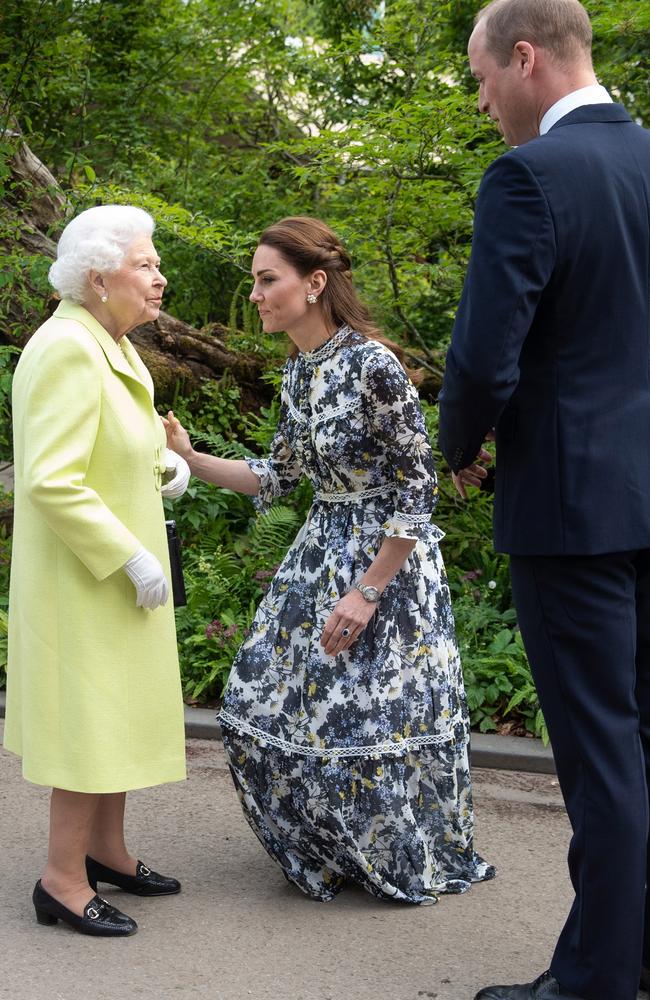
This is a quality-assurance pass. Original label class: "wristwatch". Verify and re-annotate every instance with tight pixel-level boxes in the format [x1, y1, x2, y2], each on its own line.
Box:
[356, 582, 381, 603]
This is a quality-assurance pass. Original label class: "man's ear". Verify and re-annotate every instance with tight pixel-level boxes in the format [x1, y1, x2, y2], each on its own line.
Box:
[514, 40, 535, 78]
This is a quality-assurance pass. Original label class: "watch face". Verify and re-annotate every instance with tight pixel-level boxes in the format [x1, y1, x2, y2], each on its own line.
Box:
[360, 585, 380, 602]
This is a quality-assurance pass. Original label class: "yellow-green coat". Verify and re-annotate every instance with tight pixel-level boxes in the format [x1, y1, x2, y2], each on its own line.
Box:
[3, 301, 186, 793]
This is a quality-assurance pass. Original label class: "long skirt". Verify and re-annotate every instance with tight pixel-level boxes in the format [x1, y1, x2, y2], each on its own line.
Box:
[222, 728, 495, 904]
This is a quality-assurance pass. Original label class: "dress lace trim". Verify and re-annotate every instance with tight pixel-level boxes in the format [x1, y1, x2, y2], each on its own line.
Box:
[314, 485, 389, 503]
[287, 394, 363, 429]
[218, 709, 456, 759]
[300, 325, 353, 366]
[392, 510, 433, 524]
[286, 394, 307, 425]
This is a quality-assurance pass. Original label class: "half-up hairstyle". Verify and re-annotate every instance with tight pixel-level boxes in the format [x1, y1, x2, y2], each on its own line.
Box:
[257, 216, 422, 383]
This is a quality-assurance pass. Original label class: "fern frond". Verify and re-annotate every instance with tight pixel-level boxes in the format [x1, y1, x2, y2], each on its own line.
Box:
[249, 504, 300, 557]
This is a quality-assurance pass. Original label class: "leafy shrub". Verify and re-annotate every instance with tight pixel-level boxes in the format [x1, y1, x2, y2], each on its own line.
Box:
[421, 401, 546, 740]
[162, 369, 310, 702]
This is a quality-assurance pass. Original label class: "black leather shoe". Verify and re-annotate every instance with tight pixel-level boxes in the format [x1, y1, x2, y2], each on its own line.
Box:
[474, 970, 584, 1000]
[33, 880, 137, 936]
[86, 857, 181, 896]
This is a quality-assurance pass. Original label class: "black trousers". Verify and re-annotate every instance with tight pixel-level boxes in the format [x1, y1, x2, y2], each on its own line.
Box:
[510, 551, 650, 1000]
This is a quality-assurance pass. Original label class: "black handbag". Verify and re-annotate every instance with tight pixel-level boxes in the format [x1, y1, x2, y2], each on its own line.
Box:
[165, 520, 187, 607]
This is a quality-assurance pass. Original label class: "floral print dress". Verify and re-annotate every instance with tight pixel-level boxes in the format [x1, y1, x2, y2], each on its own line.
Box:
[217, 327, 494, 903]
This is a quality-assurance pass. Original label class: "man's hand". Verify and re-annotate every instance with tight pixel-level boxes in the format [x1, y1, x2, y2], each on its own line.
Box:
[452, 446, 493, 499]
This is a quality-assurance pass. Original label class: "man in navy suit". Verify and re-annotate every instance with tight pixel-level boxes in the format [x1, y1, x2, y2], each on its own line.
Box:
[438, 1, 650, 998]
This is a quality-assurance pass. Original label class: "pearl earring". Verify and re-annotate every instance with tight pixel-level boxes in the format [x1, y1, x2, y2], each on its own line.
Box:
[101, 294, 108, 303]
[306, 293, 317, 304]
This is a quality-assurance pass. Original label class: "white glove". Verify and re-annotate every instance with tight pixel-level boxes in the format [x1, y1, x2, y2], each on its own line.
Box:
[161, 448, 191, 500]
[124, 546, 169, 610]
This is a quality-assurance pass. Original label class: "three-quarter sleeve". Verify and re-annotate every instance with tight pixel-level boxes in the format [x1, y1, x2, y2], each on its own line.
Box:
[361, 347, 442, 542]
[246, 377, 303, 513]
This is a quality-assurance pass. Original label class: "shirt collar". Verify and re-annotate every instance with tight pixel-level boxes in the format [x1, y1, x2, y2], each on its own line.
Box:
[539, 84, 613, 136]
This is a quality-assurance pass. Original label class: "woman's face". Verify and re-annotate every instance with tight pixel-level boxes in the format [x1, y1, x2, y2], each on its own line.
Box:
[97, 235, 167, 336]
[249, 244, 315, 334]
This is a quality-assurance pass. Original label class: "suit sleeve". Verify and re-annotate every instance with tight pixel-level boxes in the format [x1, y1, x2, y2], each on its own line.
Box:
[19, 333, 140, 580]
[438, 152, 556, 471]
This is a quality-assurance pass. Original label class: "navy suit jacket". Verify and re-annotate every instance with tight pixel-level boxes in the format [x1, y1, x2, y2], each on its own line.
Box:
[438, 104, 650, 555]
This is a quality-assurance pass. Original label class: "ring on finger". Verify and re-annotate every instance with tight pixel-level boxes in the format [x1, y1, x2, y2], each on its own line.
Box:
[341, 627, 350, 638]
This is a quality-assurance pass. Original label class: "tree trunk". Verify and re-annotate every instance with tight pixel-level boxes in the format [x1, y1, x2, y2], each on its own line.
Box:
[0, 123, 273, 410]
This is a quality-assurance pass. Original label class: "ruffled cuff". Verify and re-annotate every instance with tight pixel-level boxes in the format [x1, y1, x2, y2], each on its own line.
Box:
[245, 457, 280, 514]
[381, 510, 445, 542]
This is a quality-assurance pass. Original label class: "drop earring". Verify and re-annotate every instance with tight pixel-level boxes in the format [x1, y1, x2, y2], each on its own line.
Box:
[306, 293, 317, 304]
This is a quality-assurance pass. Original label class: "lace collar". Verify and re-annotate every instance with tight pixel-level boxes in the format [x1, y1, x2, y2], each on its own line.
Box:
[299, 325, 353, 366]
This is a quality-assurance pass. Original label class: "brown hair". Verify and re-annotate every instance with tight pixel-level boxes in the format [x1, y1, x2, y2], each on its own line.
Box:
[257, 216, 422, 383]
[476, 0, 593, 68]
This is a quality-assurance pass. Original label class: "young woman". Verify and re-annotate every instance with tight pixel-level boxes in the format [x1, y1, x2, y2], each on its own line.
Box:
[165, 216, 494, 904]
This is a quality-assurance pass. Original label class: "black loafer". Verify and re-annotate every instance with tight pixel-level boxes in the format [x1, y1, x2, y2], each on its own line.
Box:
[475, 971, 583, 1000]
[33, 880, 137, 936]
[86, 857, 181, 896]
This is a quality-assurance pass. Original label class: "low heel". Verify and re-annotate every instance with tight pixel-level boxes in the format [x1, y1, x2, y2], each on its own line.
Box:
[35, 908, 58, 926]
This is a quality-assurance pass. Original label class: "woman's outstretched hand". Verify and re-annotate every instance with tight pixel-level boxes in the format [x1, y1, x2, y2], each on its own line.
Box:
[162, 410, 193, 462]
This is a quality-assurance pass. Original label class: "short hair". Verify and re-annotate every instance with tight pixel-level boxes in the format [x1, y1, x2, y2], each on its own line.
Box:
[476, 0, 593, 68]
[48, 204, 155, 304]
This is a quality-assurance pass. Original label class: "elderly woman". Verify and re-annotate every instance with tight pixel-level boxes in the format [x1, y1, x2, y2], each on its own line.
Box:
[3, 205, 189, 937]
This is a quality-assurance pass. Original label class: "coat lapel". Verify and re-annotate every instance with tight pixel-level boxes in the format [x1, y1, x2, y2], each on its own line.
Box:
[53, 300, 154, 403]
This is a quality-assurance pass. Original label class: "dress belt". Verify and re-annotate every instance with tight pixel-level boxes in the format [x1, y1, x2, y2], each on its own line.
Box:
[313, 486, 389, 504]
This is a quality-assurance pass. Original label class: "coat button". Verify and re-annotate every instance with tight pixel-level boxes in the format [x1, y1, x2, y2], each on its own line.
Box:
[154, 458, 167, 491]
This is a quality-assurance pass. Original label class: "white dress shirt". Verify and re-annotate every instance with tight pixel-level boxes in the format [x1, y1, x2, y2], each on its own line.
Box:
[539, 84, 613, 135]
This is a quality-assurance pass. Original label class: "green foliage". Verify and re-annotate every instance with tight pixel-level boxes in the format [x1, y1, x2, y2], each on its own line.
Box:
[2, 0, 644, 734]
[452, 588, 547, 742]
[0, 346, 20, 460]
[0, 134, 54, 340]
[3, 0, 647, 346]
[421, 400, 547, 741]
[159, 371, 306, 702]
[174, 501, 303, 702]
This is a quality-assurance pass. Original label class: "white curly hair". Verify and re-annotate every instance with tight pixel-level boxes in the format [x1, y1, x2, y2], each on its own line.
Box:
[48, 204, 156, 304]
